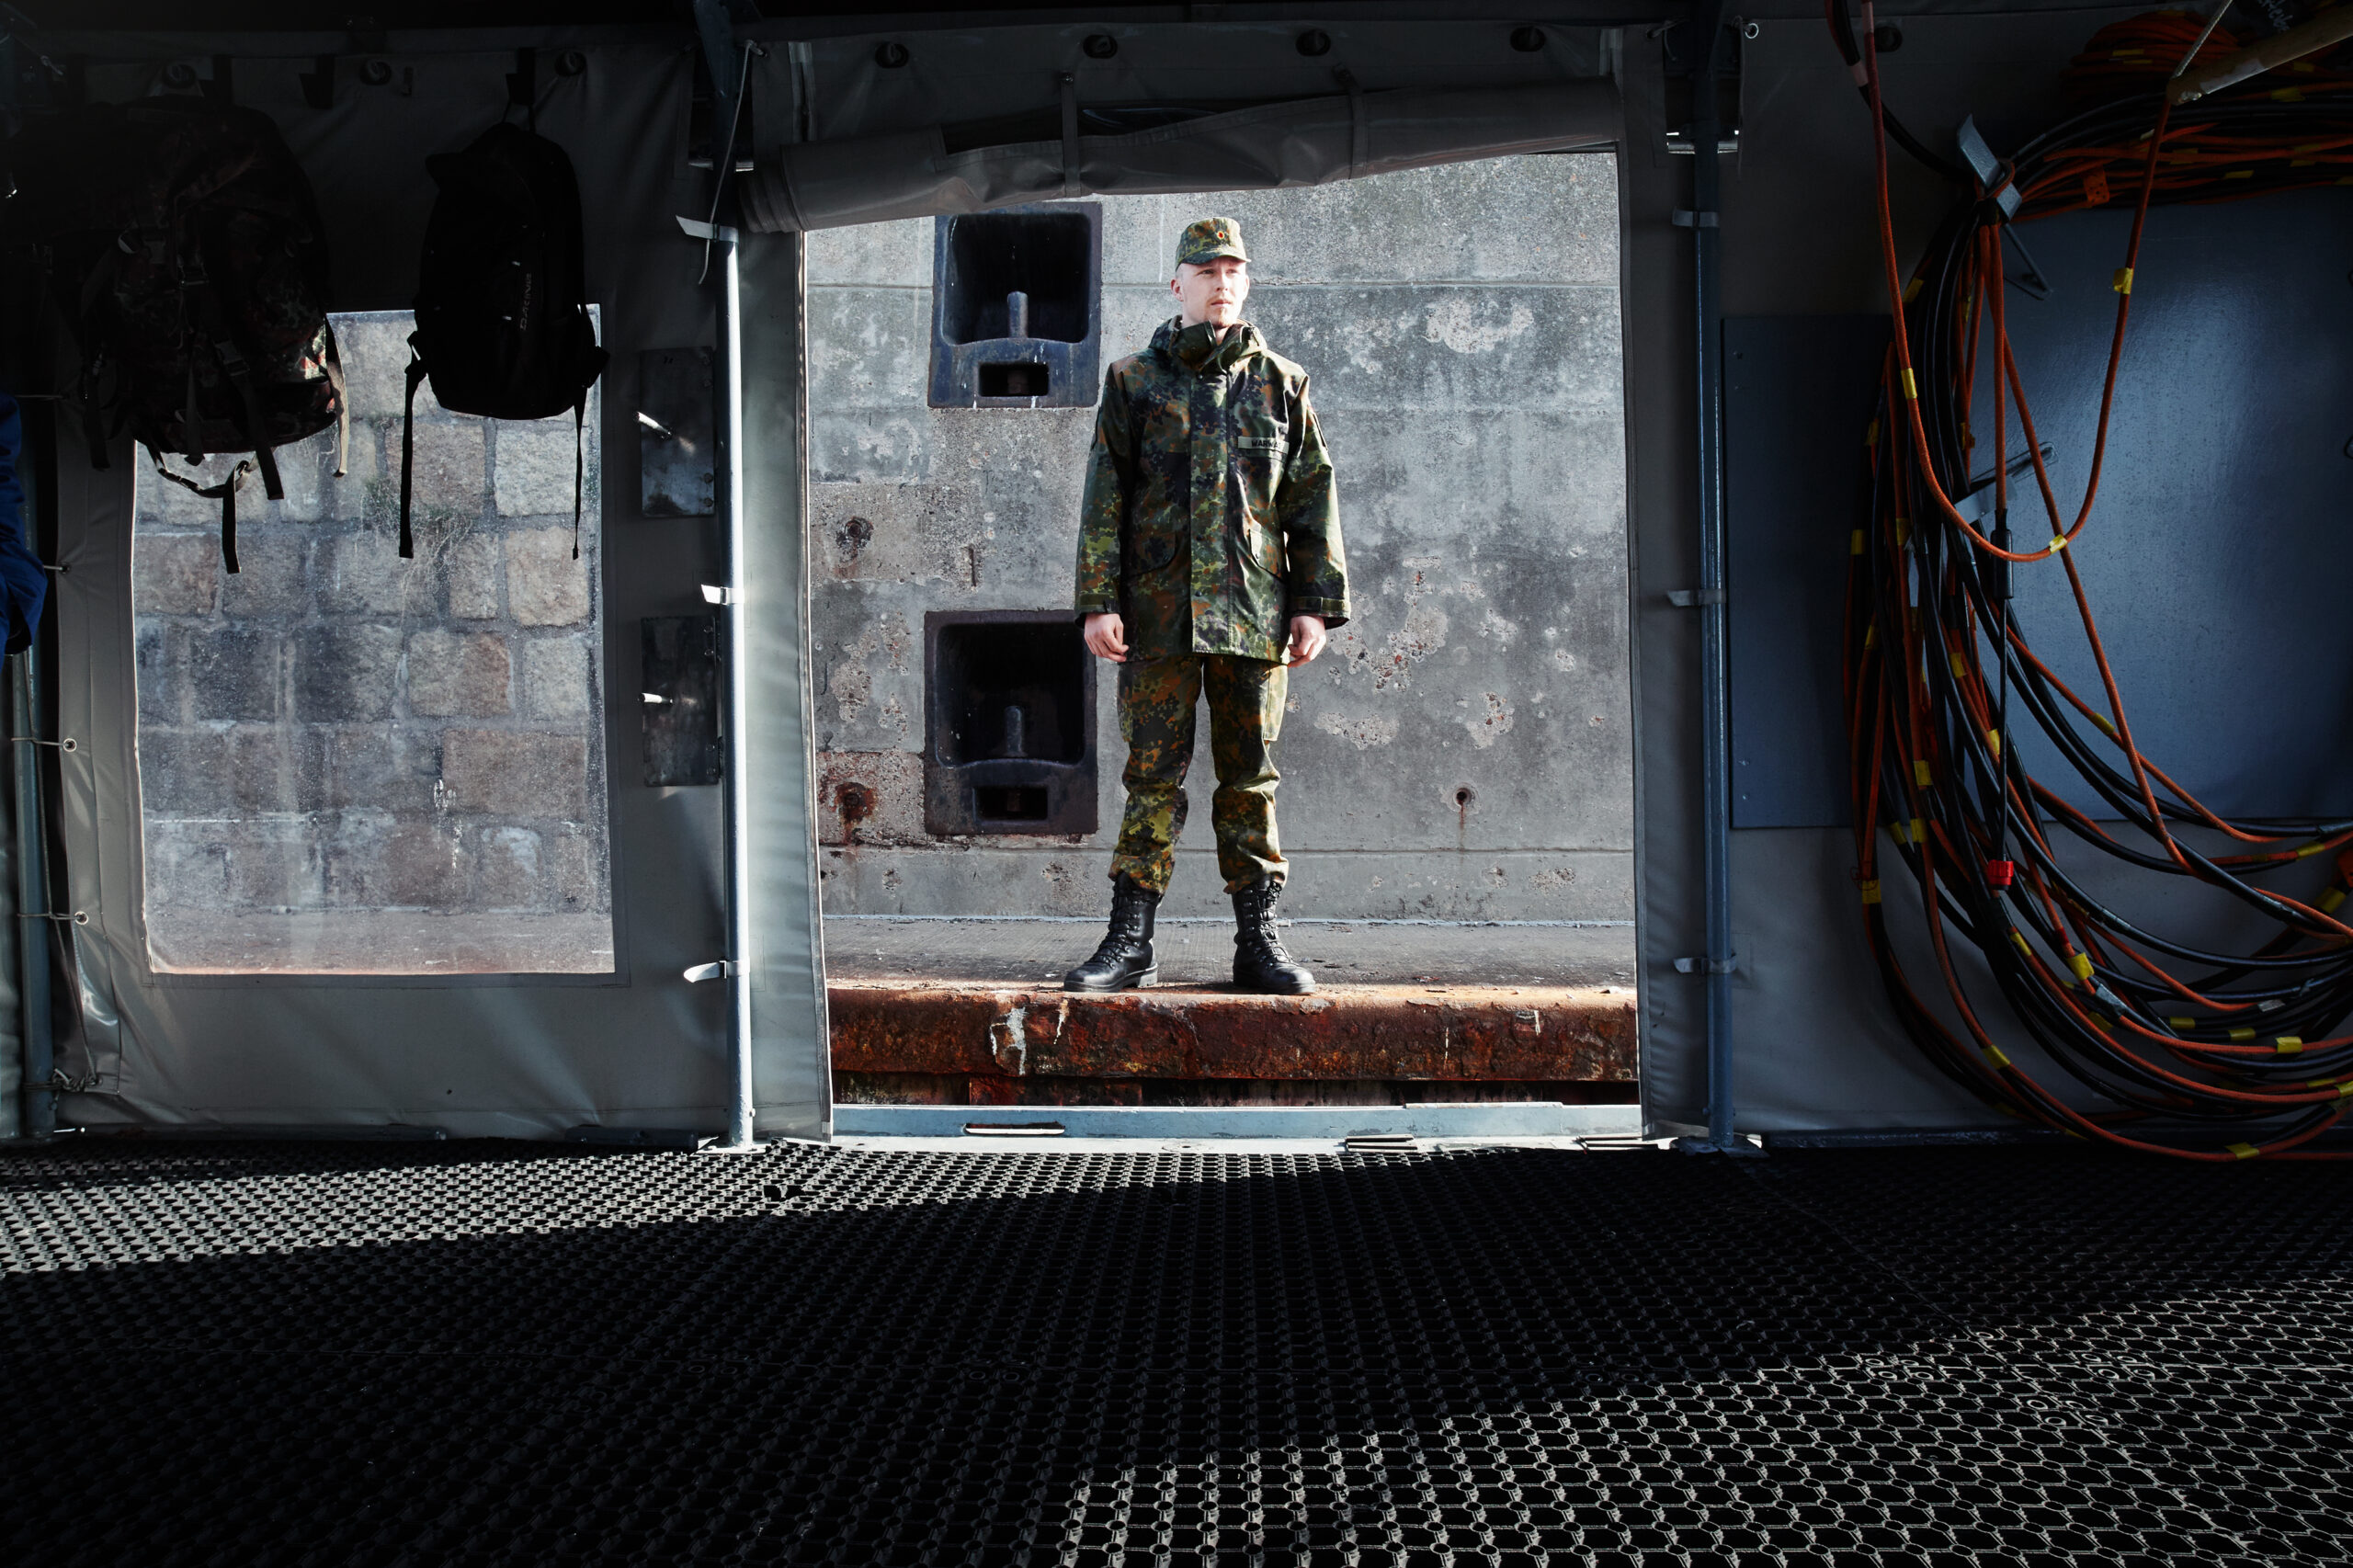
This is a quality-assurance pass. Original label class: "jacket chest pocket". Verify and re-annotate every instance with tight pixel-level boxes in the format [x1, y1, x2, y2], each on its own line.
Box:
[1233, 417, 1287, 519]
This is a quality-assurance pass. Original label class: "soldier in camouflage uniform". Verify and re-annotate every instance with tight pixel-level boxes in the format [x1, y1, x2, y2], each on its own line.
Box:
[1063, 217, 1349, 995]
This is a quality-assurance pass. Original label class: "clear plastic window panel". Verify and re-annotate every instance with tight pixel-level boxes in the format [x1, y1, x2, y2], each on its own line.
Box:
[131, 310, 614, 974]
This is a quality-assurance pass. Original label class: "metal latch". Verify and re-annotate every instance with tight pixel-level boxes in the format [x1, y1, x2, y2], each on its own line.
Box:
[1674, 955, 1739, 975]
[1665, 588, 1726, 608]
[683, 960, 737, 983]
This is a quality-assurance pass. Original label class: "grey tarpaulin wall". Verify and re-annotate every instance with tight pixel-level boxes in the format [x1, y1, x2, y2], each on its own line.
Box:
[20, 15, 1624, 1139]
[29, 4, 2246, 1142]
[35, 32, 829, 1139]
[1623, 2, 2296, 1136]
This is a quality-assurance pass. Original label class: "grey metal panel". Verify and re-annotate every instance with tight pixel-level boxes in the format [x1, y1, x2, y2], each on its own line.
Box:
[639, 347, 718, 518]
[1724, 315, 1885, 830]
[1722, 192, 2353, 830]
[641, 615, 723, 787]
[1981, 193, 2353, 820]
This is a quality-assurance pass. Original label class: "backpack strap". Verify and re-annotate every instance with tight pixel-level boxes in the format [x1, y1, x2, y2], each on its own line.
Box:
[145, 445, 254, 573]
[323, 357, 350, 480]
[398, 347, 426, 560]
[209, 338, 285, 502]
[571, 392, 585, 561]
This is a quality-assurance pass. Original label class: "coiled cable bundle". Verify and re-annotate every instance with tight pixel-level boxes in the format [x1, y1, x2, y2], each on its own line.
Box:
[1832, 3, 2353, 1159]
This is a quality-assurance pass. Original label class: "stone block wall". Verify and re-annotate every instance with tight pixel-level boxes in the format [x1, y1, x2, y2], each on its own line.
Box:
[809, 156, 1633, 921]
[131, 310, 612, 974]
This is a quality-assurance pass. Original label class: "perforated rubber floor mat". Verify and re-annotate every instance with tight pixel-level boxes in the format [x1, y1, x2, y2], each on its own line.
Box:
[2, 1141, 2347, 1566]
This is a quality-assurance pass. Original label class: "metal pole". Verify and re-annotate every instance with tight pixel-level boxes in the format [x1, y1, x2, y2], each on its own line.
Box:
[1691, 3, 1743, 1153]
[12, 649, 52, 1139]
[717, 226, 756, 1150]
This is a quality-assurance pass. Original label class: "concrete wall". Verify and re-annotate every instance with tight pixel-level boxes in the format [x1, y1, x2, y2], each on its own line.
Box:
[808, 154, 1631, 920]
[129, 311, 612, 973]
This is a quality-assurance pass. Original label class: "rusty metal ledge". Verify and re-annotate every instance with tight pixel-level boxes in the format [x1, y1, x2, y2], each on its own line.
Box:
[828, 981, 1638, 1084]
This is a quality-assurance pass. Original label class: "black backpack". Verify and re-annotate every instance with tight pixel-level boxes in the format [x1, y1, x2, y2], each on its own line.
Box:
[4, 96, 347, 571]
[403, 119, 607, 559]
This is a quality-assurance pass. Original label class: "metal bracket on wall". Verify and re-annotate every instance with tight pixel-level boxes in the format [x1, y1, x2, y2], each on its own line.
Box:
[1674, 955, 1739, 975]
[1665, 131, 1741, 156]
[1665, 588, 1726, 607]
[683, 960, 738, 983]
[640, 347, 717, 517]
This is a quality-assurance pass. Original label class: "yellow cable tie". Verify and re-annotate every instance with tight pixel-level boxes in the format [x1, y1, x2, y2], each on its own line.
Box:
[1914, 759, 1933, 788]
[2167, 1015, 2195, 1029]
[2091, 712, 2116, 737]
[2297, 839, 2329, 858]
[2010, 930, 2033, 956]
[1909, 817, 1926, 845]
[1949, 652, 1968, 678]
[1896, 517, 1912, 546]
[2223, 169, 2254, 180]
[2229, 1027, 2256, 1042]
[2048, 534, 2069, 553]
[1899, 367, 1919, 400]
[2321, 886, 2347, 914]
[2337, 176, 2353, 187]
[1859, 880, 1882, 905]
[1983, 1045, 2012, 1069]
[2111, 267, 2133, 296]
[2292, 159, 2318, 168]
[2225, 1142, 2260, 1160]
[2341, 1082, 2353, 1099]
[1903, 278, 1925, 303]
[1864, 624, 1879, 650]
[2273, 86, 2305, 103]
[2307, 1076, 2338, 1089]
[2069, 952, 2094, 982]
[1985, 729, 2001, 758]
[1865, 418, 1880, 448]
[2276, 1036, 2304, 1054]
[1849, 528, 1866, 556]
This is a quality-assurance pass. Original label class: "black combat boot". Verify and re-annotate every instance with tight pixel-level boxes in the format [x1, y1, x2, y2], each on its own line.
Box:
[1232, 877, 1315, 994]
[1063, 875, 1161, 992]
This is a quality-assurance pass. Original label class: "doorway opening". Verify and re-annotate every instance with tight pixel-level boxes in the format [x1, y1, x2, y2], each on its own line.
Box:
[807, 155, 1636, 1117]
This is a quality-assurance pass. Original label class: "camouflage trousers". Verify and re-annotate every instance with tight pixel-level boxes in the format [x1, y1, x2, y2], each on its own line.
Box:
[1110, 653, 1289, 896]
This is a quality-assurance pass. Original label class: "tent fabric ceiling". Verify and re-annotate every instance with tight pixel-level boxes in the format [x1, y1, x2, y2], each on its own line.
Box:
[743, 21, 1616, 231]
[742, 78, 1620, 232]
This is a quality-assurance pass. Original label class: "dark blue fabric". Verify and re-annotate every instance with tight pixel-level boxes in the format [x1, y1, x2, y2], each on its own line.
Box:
[0, 393, 48, 654]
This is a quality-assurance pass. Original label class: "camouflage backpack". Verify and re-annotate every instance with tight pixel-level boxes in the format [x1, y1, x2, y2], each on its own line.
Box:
[3, 95, 346, 571]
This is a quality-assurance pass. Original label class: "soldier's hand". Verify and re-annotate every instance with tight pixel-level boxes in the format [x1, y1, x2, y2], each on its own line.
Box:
[1084, 612, 1129, 663]
[1286, 615, 1327, 666]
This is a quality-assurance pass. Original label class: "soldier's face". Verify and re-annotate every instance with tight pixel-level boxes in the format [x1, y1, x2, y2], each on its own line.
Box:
[1173, 258, 1250, 330]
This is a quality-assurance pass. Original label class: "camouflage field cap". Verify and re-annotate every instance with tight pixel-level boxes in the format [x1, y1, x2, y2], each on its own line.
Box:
[1175, 215, 1249, 269]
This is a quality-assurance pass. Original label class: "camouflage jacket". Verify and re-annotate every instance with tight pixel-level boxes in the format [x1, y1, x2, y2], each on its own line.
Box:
[1074, 317, 1348, 664]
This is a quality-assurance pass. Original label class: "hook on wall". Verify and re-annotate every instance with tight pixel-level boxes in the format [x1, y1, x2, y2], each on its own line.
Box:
[507, 46, 536, 131]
